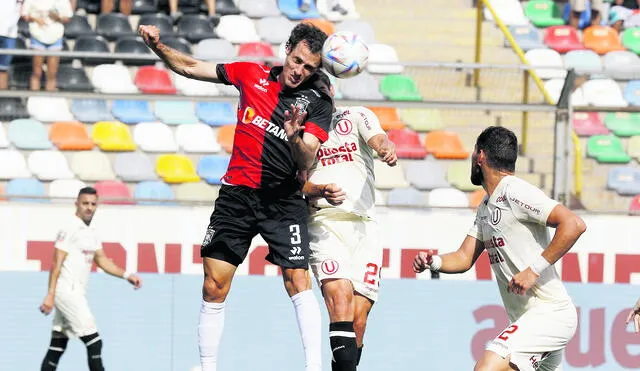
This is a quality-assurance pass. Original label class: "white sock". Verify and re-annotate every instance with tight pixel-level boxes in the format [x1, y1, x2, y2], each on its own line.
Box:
[198, 300, 225, 371]
[291, 290, 323, 371]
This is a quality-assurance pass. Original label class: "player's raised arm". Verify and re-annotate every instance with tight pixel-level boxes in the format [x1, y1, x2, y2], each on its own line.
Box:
[138, 25, 220, 83]
[94, 249, 142, 289]
[413, 235, 485, 274]
[285, 103, 329, 171]
[354, 107, 397, 167]
[39, 247, 68, 315]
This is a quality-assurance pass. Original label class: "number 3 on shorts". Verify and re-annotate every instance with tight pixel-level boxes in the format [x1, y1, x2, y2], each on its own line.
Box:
[289, 224, 301, 245]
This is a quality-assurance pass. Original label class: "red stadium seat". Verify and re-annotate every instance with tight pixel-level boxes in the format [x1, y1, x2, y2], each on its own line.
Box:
[386, 129, 427, 159]
[367, 106, 406, 131]
[543, 26, 584, 53]
[238, 42, 275, 58]
[94, 180, 134, 205]
[572, 112, 609, 136]
[134, 66, 177, 94]
[630, 194, 640, 214]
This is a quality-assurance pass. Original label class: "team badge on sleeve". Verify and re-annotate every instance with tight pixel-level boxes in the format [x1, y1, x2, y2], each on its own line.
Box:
[56, 231, 66, 243]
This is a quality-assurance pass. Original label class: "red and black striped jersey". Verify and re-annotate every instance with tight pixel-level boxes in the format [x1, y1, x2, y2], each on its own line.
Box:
[216, 62, 333, 190]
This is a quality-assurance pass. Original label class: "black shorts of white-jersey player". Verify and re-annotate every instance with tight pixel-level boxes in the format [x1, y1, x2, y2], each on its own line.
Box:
[140, 23, 332, 371]
[301, 76, 398, 371]
[39, 187, 142, 371]
[413, 127, 587, 371]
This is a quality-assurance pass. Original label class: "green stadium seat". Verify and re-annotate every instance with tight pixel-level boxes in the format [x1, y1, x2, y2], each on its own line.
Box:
[622, 27, 640, 55]
[586, 135, 631, 163]
[525, 0, 565, 28]
[604, 112, 640, 137]
[380, 75, 422, 101]
[447, 161, 481, 191]
[398, 108, 444, 132]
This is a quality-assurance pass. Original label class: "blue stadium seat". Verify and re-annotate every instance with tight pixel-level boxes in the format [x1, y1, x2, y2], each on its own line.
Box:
[624, 81, 640, 106]
[386, 187, 424, 206]
[196, 102, 236, 126]
[8, 119, 52, 150]
[563, 2, 591, 29]
[133, 180, 176, 205]
[71, 99, 114, 122]
[197, 155, 231, 185]
[155, 101, 198, 125]
[607, 166, 640, 195]
[507, 25, 544, 51]
[278, 0, 320, 19]
[112, 100, 154, 124]
[5, 178, 48, 203]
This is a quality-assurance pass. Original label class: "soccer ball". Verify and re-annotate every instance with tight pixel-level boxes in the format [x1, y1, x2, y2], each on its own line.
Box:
[322, 31, 369, 79]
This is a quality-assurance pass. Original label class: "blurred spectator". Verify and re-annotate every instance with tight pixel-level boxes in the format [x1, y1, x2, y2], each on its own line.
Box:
[101, 0, 132, 15]
[300, 0, 348, 15]
[569, 0, 603, 29]
[609, 0, 640, 32]
[169, 0, 216, 23]
[22, 0, 72, 91]
[0, 0, 23, 90]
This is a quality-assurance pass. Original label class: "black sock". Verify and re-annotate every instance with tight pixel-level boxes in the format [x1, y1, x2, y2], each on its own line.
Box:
[41, 334, 69, 371]
[329, 321, 357, 371]
[80, 333, 104, 371]
[356, 345, 363, 366]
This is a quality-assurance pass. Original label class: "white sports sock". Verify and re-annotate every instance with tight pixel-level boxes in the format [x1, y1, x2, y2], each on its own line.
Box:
[198, 300, 225, 371]
[291, 290, 323, 371]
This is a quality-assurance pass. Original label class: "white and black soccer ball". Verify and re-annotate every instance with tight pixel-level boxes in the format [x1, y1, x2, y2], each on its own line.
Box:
[322, 31, 369, 79]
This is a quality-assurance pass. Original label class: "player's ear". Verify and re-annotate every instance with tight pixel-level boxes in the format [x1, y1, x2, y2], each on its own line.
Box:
[285, 40, 292, 55]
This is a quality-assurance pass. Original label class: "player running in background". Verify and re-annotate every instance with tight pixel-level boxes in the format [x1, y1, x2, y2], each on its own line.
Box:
[627, 297, 640, 333]
[139, 23, 332, 371]
[413, 126, 586, 371]
[39, 187, 142, 371]
[301, 74, 397, 371]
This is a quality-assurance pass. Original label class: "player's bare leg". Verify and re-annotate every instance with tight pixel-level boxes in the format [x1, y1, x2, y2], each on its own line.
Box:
[40, 331, 69, 371]
[199, 257, 237, 371]
[474, 351, 519, 371]
[283, 268, 322, 371]
[352, 293, 373, 367]
[322, 278, 357, 371]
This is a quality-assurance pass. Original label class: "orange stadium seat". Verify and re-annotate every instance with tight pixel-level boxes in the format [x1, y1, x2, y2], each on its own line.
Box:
[156, 154, 201, 183]
[91, 121, 137, 151]
[50, 121, 94, 150]
[217, 124, 236, 153]
[94, 180, 134, 205]
[469, 189, 487, 209]
[424, 131, 469, 159]
[386, 129, 427, 159]
[583, 26, 626, 55]
[302, 18, 335, 36]
[367, 106, 405, 131]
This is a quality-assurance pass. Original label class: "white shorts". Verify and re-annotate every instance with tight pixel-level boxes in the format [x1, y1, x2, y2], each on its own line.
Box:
[52, 286, 97, 338]
[486, 301, 577, 371]
[309, 212, 382, 302]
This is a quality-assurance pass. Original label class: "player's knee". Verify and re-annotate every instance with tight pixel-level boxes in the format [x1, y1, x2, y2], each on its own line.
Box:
[353, 312, 367, 338]
[202, 274, 230, 302]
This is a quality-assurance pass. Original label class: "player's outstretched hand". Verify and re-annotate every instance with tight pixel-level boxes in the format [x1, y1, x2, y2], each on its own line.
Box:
[127, 274, 142, 289]
[322, 183, 346, 206]
[284, 104, 308, 141]
[377, 140, 397, 167]
[39, 293, 54, 315]
[508, 268, 539, 296]
[413, 250, 435, 273]
[138, 25, 161, 48]
[626, 297, 640, 333]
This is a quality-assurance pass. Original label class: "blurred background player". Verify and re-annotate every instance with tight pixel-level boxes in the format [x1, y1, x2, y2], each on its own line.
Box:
[627, 297, 640, 333]
[301, 75, 397, 371]
[0, 0, 22, 90]
[139, 23, 333, 371]
[413, 126, 587, 371]
[39, 187, 142, 371]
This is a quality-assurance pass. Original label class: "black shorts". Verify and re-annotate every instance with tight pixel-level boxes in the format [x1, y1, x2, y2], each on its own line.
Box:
[200, 185, 310, 269]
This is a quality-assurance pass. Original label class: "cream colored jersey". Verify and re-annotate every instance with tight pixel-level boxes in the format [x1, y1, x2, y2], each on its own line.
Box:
[308, 106, 385, 219]
[54, 216, 101, 293]
[468, 176, 572, 322]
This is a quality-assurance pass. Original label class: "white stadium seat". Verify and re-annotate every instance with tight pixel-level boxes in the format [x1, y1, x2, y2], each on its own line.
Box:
[583, 79, 629, 107]
[174, 73, 221, 96]
[374, 161, 410, 189]
[194, 38, 236, 61]
[427, 187, 469, 208]
[27, 150, 74, 180]
[0, 123, 9, 148]
[27, 97, 74, 122]
[257, 16, 295, 45]
[133, 122, 178, 152]
[176, 123, 221, 153]
[0, 149, 31, 179]
[71, 151, 116, 181]
[483, 0, 529, 26]
[525, 48, 567, 80]
[49, 179, 87, 200]
[91, 64, 138, 94]
[216, 15, 260, 44]
[544, 78, 588, 106]
[367, 43, 404, 74]
[317, 0, 360, 21]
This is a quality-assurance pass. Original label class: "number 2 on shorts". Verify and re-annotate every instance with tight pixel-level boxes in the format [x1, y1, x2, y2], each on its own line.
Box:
[497, 325, 519, 341]
[363, 263, 379, 285]
[289, 224, 301, 245]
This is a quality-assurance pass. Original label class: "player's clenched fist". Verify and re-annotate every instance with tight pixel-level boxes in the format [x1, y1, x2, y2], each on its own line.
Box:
[321, 183, 346, 206]
[138, 25, 160, 48]
[39, 293, 54, 315]
[413, 250, 436, 273]
[377, 141, 397, 167]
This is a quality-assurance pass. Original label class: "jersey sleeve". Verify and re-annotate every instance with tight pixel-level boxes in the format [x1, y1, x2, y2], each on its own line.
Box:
[216, 62, 255, 88]
[507, 180, 559, 225]
[304, 95, 333, 143]
[54, 227, 72, 252]
[354, 107, 385, 142]
[467, 213, 483, 240]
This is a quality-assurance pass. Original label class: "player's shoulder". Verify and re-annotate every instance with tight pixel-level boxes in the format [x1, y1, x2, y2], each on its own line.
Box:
[58, 216, 83, 233]
[227, 62, 269, 76]
[504, 175, 543, 195]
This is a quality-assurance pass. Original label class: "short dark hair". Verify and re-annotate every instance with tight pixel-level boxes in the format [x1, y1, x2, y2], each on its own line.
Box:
[78, 187, 98, 198]
[286, 23, 327, 55]
[475, 126, 518, 172]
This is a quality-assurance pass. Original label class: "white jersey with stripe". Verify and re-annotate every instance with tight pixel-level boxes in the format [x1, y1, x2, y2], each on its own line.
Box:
[54, 216, 101, 293]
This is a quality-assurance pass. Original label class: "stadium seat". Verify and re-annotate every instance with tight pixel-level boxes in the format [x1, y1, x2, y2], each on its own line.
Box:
[341, 72, 384, 100]
[194, 38, 236, 61]
[133, 122, 177, 152]
[71, 100, 113, 122]
[630, 195, 640, 215]
[622, 27, 640, 55]
[73, 35, 110, 66]
[604, 112, 640, 136]
[92, 121, 137, 151]
[114, 37, 154, 66]
[607, 166, 640, 195]
[583, 26, 626, 55]
[91, 64, 138, 94]
[543, 26, 584, 53]
[582, 79, 628, 107]
[525, 0, 564, 27]
[216, 124, 236, 153]
[335, 20, 376, 44]
[302, 18, 335, 36]
[237, 0, 281, 18]
[64, 14, 94, 39]
[572, 112, 609, 136]
[156, 154, 201, 183]
[134, 66, 176, 94]
[0, 124, 8, 148]
[50, 121, 94, 150]
[0, 98, 28, 121]
[398, 108, 444, 132]
[562, 2, 591, 29]
[238, 42, 275, 62]
[5, 178, 46, 202]
[628, 136, 640, 160]
[216, 15, 260, 43]
[27, 97, 74, 122]
[162, 37, 191, 55]
[603, 51, 640, 80]
[367, 44, 403, 74]
[386, 129, 427, 159]
[404, 159, 450, 190]
[71, 151, 116, 181]
[586, 135, 631, 163]
[367, 107, 405, 130]
[0, 150, 31, 179]
[447, 161, 481, 191]
[197, 155, 231, 184]
[57, 65, 92, 91]
[469, 189, 488, 209]
[49, 179, 87, 200]
[8, 64, 32, 90]
[196, 102, 236, 126]
[563, 50, 603, 75]
[96, 13, 134, 41]
[8, 118, 52, 150]
[374, 189, 385, 206]
[506, 25, 545, 52]
[387, 187, 424, 206]
[214, 0, 241, 15]
[374, 161, 409, 189]
[155, 101, 198, 125]
[174, 72, 221, 96]
[175, 182, 220, 202]
[112, 100, 155, 124]
[176, 124, 221, 153]
[114, 152, 157, 181]
[278, 0, 320, 19]
[94, 180, 133, 205]
[317, 0, 359, 21]
[258, 17, 295, 44]
[524, 49, 567, 79]
[624, 81, 640, 106]
[380, 75, 422, 101]
[427, 187, 469, 208]
[134, 181, 175, 205]
[484, 0, 529, 25]
[137, 13, 175, 38]
[544, 78, 588, 106]
[27, 150, 74, 180]
[424, 131, 469, 159]
[177, 14, 217, 43]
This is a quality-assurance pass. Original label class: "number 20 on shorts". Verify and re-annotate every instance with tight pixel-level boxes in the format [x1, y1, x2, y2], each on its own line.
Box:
[363, 263, 381, 286]
[497, 325, 519, 341]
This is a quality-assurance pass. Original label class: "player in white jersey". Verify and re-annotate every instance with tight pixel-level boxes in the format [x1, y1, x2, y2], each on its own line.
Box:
[413, 126, 586, 371]
[38, 187, 142, 371]
[301, 75, 397, 371]
[628, 297, 640, 333]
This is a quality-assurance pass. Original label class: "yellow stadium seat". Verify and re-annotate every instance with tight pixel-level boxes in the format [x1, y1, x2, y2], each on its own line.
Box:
[156, 154, 201, 183]
[91, 121, 136, 151]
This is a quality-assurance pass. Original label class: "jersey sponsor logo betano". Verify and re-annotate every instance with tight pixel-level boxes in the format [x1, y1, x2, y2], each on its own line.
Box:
[241, 106, 288, 142]
[316, 142, 358, 166]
